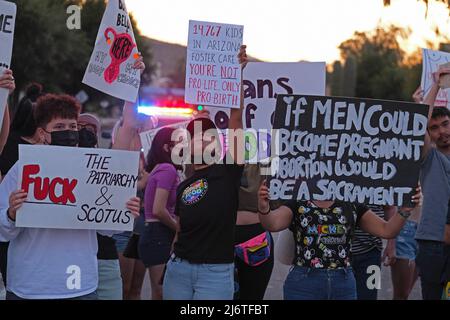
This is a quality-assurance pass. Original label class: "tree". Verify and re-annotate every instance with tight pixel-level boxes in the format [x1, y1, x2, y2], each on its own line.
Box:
[9, 0, 154, 112]
[11, 0, 90, 101]
[330, 25, 421, 101]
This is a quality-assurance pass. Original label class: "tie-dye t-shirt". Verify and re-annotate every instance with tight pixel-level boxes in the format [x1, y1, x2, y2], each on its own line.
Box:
[285, 200, 369, 269]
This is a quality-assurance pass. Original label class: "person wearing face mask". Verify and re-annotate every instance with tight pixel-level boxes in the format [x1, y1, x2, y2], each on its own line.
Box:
[77, 113, 123, 300]
[78, 113, 100, 148]
[0, 94, 141, 300]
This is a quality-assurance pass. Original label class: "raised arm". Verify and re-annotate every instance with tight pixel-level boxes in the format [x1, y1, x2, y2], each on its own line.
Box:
[228, 45, 248, 165]
[0, 69, 15, 154]
[422, 66, 450, 159]
[112, 55, 145, 151]
[0, 105, 10, 154]
[359, 186, 422, 239]
[257, 179, 293, 232]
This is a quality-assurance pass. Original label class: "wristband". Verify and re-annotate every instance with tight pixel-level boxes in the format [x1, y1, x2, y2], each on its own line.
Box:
[7, 209, 15, 222]
[258, 207, 271, 216]
[398, 209, 412, 219]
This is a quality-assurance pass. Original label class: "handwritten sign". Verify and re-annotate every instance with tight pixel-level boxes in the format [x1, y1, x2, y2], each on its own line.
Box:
[0, 1, 16, 127]
[270, 95, 428, 206]
[421, 48, 450, 109]
[16, 145, 139, 231]
[207, 62, 326, 162]
[185, 20, 244, 108]
[83, 0, 140, 102]
[139, 121, 190, 157]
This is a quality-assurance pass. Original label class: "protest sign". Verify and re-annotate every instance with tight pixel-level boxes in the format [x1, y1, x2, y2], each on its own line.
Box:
[83, 0, 140, 102]
[207, 62, 326, 162]
[270, 95, 428, 206]
[139, 119, 227, 165]
[16, 145, 139, 231]
[185, 20, 244, 108]
[421, 48, 450, 109]
[0, 1, 16, 127]
[139, 120, 190, 157]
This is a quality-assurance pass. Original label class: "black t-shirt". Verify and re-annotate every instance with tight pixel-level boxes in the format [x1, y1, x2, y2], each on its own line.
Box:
[97, 234, 118, 260]
[174, 163, 244, 264]
[0, 131, 30, 175]
[285, 200, 369, 269]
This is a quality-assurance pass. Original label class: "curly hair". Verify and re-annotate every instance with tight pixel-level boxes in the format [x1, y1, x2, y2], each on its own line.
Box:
[34, 94, 81, 128]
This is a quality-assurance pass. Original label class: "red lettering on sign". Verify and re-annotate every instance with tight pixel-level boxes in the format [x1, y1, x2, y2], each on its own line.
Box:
[21, 164, 78, 205]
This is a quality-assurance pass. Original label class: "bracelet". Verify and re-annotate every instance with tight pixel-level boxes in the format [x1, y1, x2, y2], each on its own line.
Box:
[398, 209, 412, 219]
[258, 207, 271, 216]
[7, 209, 15, 222]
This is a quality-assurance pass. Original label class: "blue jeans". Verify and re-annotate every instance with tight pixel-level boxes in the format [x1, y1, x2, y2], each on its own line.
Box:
[416, 240, 447, 300]
[351, 248, 381, 300]
[163, 255, 234, 300]
[97, 259, 122, 300]
[284, 266, 357, 300]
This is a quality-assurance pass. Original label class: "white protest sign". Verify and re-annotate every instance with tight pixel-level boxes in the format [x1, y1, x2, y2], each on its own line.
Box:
[0, 1, 16, 127]
[16, 145, 139, 231]
[185, 20, 244, 108]
[139, 120, 190, 157]
[207, 62, 326, 162]
[421, 48, 450, 109]
[83, 0, 140, 102]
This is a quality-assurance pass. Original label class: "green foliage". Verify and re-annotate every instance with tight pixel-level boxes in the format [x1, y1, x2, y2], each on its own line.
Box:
[329, 26, 423, 102]
[9, 0, 154, 112]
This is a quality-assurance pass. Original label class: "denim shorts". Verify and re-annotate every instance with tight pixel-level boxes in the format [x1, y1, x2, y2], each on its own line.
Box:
[112, 231, 132, 254]
[138, 222, 175, 267]
[396, 220, 418, 261]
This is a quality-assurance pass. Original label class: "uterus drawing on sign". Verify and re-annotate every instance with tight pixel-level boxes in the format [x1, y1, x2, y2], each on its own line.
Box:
[103, 27, 138, 84]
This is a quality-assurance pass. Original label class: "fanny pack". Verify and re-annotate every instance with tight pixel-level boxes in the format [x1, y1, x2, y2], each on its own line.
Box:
[235, 232, 271, 266]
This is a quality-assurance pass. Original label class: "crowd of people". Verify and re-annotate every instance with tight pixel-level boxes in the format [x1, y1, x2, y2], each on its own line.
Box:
[0, 45, 449, 300]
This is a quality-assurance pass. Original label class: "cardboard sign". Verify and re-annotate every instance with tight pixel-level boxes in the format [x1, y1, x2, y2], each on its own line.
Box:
[439, 62, 450, 89]
[0, 1, 16, 127]
[83, 0, 140, 102]
[421, 48, 450, 109]
[185, 20, 244, 108]
[139, 121, 190, 157]
[207, 62, 326, 162]
[270, 95, 429, 206]
[16, 145, 139, 231]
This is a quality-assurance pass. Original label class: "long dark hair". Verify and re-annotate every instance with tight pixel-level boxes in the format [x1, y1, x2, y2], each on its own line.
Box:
[10, 82, 43, 137]
[145, 127, 179, 173]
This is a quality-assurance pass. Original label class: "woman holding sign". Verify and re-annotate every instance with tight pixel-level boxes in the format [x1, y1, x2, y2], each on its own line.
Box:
[0, 93, 141, 300]
[138, 127, 181, 300]
[162, 45, 248, 300]
[257, 182, 422, 300]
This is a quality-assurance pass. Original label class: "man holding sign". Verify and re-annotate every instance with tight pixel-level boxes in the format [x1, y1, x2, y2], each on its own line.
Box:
[415, 65, 450, 300]
[0, 94, 140, 300]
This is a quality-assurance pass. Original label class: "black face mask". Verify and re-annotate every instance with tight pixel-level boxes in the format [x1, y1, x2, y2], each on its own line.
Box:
[50, 130, 79, 147]
[78, 128, 98, 148]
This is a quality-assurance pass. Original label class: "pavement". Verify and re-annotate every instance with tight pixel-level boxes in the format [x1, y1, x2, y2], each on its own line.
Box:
[0, 236, 422, 300]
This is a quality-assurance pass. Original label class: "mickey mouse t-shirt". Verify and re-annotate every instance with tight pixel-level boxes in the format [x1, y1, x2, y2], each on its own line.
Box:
[285, 200, 369, 269]
[174, 163, 244, 264]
